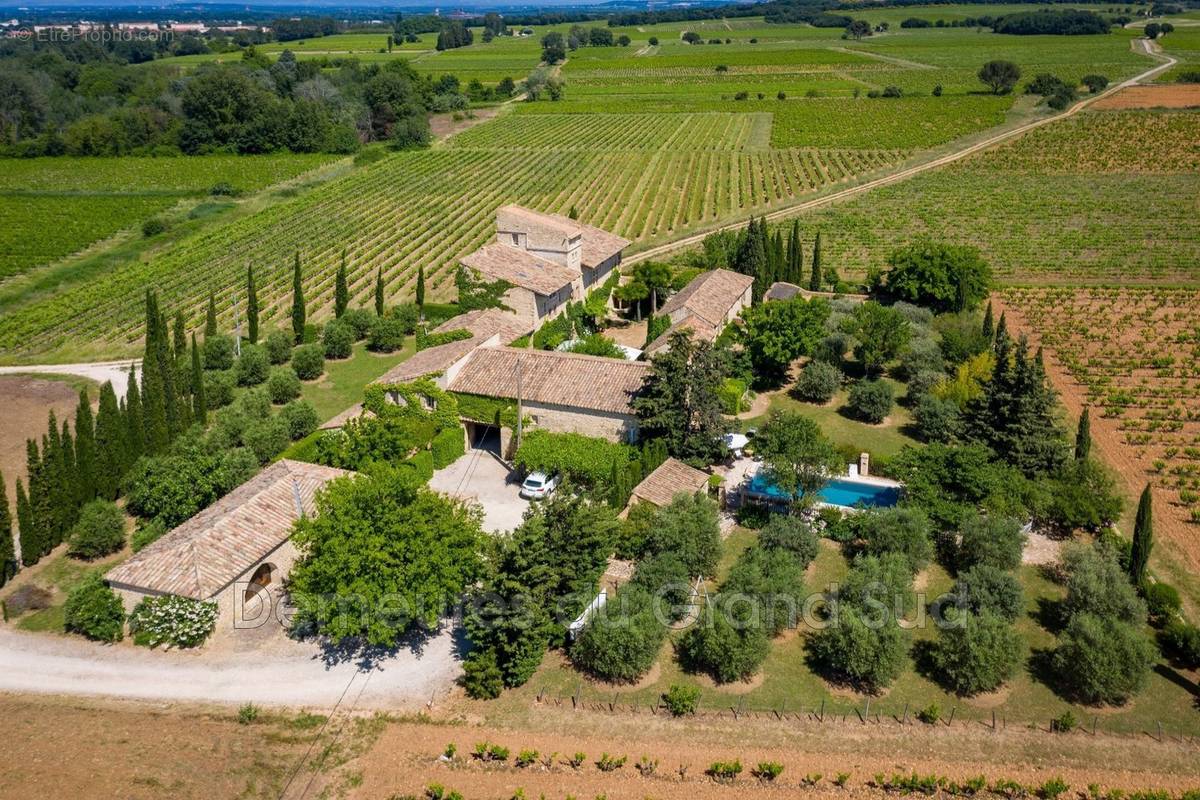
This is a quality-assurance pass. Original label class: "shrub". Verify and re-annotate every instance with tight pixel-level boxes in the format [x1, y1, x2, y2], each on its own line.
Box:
[596, 753, 627, 772]
[203, 334, 235, 370]
[758, 514, 819, 566]
[662, 683, 700, 716]
[752, 762, 784, 783]
[931, 610, 1022, 695]
[847, 379, 893, 423]
[1158, 620, 1200, 669]
[203, 369, 236, 409]
[953, 565, 1023, 622]
[807, 605, 908, 691]
[460, 649, 504, 699]
[794, 360, 841, 403]
[235, 344, 269, 386]
[1053, 613, 1156, 704]
[431, 425, 466, 469]
[391, 302, 420, 334]
[916, 703, 940, 724]
[280, 400, 320, 440]
[1038, 778, 1069, 800]
[957, 513, 1026, 572]
[291, 344, 325, 380]
[898, 337, 944, 381]
[142, 217, 167, 237]
[67, 500, 126, 559]
[718, 377, 747, 415]
[368, 316, 407, 352]
[1143, 581, 1181, 625]
[238, 703, 260, 724]
[1060, 543, 1147, 624]
[131, 518, 167, 552]
[1050, 711, 1076, 733]
[915, 395, 961, 442]
[243, 416, 291, 463]
[265, 330, 294, 364]
[129, 594, 218, 648]
[267, 366, 302, 404]
[515, 749, 538, 768]
[707, 760, 743, 783]
[1081, 73, 1108, 93]
[323, 320, 355, 360]
[341, 308, 375, 340]
[63, 573, 125, 642]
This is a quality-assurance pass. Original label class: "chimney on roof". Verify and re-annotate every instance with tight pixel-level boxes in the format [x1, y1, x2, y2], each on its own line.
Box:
[292, 479, 306, 519]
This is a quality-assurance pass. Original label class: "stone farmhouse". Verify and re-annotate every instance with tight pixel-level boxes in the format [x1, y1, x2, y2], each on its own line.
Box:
[644, 268, 754, 356]
[105, 460, 352, 627]
[459, 205, 631, 329]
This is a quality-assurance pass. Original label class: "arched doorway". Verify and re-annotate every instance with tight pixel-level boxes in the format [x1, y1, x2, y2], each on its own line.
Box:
[243, 563, 275, 604]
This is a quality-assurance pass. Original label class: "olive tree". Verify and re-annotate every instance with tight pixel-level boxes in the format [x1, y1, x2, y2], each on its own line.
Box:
[978, 60, 1021, 94]
[931, 610, 1022, 695]
[1053, 613, 1156, 704]
[807, 605, 908, 692]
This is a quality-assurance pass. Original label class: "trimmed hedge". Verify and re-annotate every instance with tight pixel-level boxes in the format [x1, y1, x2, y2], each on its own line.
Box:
[432, 425, 466, 469]
[291, 344, 325, 380]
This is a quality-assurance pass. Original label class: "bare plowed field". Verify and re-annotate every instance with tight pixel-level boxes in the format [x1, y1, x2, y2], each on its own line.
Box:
[1092, 84, 1200, 109]
[0, 375, 81, 513]
[995, 287, 1200, 606]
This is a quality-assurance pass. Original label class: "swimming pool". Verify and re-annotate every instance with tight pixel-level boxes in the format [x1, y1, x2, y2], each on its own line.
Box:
[744, 473, 901, 509]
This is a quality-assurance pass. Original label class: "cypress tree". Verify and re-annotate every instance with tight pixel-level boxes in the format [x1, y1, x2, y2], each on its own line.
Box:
[994, 312, 1008, 346]
[292, 251, 306, 343]
[93, 381, 124, 500]
[374, 266, 385, 317]
[1074, 407, 1091, 462]
[43, 417, 66, 547]
[734, 217, 767, 304]
[416, 264, 426, 312]
[787, 220, 803, 284]
[156, 309, 180, 440]
[15, 479, 37, 568]
[60, 419, 78, 527]
[1130, 485, 1153, 586]
[125, 363, 144, 462]
[768, 229, 784, 290]
[334, 252, 349, 319]
[172, 311, 186, 362]
[141, 296, 169, 455]
[191, 332, 207, 427]
[0, 474, 14, 586]
[205, 292, 218, 337]
[247, 264, 260, 344]
[73, 388, 95, 503]
[810, 231, 822, 292]
[982, 301, 994, 338]
[25, 438, 50, 560]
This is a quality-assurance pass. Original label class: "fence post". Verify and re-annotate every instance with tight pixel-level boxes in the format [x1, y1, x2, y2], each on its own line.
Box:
[947, 706, 956, 727]
[1092, 716, 1097, 736]
[864, 697, 871, 723]
[992, 710, 996, 731]
[902, 702, 909, 725]
[819, 698, 825, 723]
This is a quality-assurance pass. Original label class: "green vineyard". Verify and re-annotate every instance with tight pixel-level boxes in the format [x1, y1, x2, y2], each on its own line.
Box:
[0, 112, 906, 357]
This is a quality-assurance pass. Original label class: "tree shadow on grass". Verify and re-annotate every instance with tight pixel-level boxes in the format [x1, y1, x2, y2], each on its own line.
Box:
[1032, 596, 1066, 635]
[1152, 663, 1200, 710]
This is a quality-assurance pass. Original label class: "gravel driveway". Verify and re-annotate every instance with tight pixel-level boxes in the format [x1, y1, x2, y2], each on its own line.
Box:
[0, 360, 141, 399]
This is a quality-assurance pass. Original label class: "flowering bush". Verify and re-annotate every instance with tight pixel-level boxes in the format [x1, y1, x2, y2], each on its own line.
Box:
[129, 595, 218, 648]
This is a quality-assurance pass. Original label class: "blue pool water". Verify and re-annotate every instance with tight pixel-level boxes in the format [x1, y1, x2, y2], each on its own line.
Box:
[745, 473, 900, 509]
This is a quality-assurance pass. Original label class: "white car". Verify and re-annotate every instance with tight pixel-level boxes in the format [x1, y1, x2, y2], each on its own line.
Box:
[519, 471, 560, 500]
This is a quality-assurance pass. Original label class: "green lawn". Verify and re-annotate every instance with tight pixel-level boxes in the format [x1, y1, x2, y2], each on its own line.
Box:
[9, 547, 124, 634]
[298, 338, 416, 423]
[740, 379, 919, 463]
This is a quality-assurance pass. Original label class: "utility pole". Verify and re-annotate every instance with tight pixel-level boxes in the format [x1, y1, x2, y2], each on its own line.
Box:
[514, 357, 523, 452]
[231, 293, 242, 357]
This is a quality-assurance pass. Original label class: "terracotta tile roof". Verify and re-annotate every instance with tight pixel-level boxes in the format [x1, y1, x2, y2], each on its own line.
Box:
[642, 314, 722, 356]
[658, 268, 754, 328]
[629, 457, 710, 508]
[374, 336, 483, 384]
[496, 205, 629, 269]
[447, 346, 650, 415]
[432, 309, 531, 343]
[537, 211, 631, 269]
[461, 243, 578, 296]
[105, 460, 353, 600]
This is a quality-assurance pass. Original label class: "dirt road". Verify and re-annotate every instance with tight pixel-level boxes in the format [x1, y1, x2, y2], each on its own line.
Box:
[0, 359, 140, 399]
[626, 40, 1177, 266]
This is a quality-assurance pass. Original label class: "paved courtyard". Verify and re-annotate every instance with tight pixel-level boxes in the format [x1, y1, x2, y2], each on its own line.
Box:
[429, 449, 530, 533]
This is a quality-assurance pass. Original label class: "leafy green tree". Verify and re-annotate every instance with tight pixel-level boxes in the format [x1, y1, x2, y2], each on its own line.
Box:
[93, 383, 125, 499]
[643, 492, 721, 577]
[1053, 613, 1156, 704]
[953, 565, 1023, 621]
[1061, 543, 1147, 624]
[754, 411, 839, 506]
[570, 588, 666, 683]
[1074, 407, 1091, 461]
[64, 573, 125, 643]
[291, 251, 306, 343]
[854, 507, 933, 572]
[633, 331, 727, 466]
[957, 513, 1026, 572]
[289, 467, 484, 646]
[847, 378, 894, 423]
[882, 239, 991, 312]
[247, 265, 259, 343]
[808, 605, 908, 692]
[758, 514, 819, 566]
[740, 296, 830, 386]
[793, 359, 841, 403]
[633, 261, 672, 314]
[843, 301, 911, 374]
[840, 552, 916, 614]
[334, 251, 349, 319]
[1130, 484, 1152, 586]
[978, 59, 1021, 94]
[680, 595, 771, 683]
[931, 610, 1022, 695]
[1046, 457, 1124, 532]
[981, 302, 994, 338]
